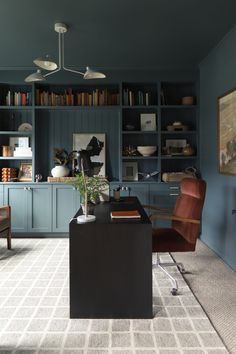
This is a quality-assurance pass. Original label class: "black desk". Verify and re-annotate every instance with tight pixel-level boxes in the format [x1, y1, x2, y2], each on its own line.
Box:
[69, 197, 152, 319]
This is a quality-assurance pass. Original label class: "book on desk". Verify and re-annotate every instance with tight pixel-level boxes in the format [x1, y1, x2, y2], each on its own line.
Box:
[110, 210, 141, 219]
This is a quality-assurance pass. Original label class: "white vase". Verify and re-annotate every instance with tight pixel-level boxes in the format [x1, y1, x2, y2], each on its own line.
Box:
[51, 165, 70, 177]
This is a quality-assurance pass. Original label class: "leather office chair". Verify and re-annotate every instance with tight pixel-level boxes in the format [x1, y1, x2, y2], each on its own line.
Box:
[0, 206, 11, 249]
[145, 178, 206, 295]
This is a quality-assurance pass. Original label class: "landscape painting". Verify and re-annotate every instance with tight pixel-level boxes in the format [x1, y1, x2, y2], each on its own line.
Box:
[218, 89, 236, 175]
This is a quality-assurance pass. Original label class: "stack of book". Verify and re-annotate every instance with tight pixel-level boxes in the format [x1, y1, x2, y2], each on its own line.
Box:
[110, 210, 141, 219]
[1, 168, 18, 182]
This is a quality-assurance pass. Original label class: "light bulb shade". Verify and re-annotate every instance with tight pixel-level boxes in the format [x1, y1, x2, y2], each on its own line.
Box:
[24, 69, 45, 82]
[33, 55, 57, 71]
[83, 67, 106, 79]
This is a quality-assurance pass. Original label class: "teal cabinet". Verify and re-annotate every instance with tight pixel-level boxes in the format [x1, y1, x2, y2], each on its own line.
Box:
[4, 185, 28, 233]
[149, 183, 179, 226]
[4, 184, 52, 233]
[52, 185, 80, 232]
[149, 183, 179, 208]
[28, 185, 52, 232]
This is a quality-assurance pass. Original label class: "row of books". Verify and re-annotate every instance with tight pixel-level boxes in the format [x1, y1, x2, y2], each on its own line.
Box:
[123, 89, 151, 106]
[36, 89, 120, 106]
[4, 91, 32, 106]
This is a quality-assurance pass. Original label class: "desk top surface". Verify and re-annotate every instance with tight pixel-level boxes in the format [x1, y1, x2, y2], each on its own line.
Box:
[71, 197, 151, 225]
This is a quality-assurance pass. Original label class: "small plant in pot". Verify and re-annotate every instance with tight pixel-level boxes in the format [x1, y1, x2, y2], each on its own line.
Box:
[66, 164, 108, 223]
[51, 148, 74, 177]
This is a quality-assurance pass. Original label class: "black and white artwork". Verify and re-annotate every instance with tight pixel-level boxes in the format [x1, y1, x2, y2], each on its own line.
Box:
[73, 133, 106, 177]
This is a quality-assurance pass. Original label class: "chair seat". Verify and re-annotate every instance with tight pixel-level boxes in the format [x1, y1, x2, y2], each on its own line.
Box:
[152, 227, 196, 253]
[0, 216, 10, 232]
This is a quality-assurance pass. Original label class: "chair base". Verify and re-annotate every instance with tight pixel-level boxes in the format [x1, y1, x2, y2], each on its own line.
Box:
[153, 253, 185, 295]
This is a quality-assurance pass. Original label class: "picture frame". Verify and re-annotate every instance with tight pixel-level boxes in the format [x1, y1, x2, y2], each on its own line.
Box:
[73, 133, 106, 177]
[18, 163, 32, 182]
[122, 162, 138, 181]
[140, 113, 156, 131]
[218, 88, 236, 175]
[9, 137, 29, 149]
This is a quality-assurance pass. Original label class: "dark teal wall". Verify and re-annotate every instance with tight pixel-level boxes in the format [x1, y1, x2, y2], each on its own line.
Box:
[200, 26, 236, 271]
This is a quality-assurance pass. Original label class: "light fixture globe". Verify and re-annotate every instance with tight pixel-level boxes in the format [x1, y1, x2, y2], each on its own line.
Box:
[33, 55, 57, 71]
[83, 67, 106, 80]
[24, 69, 45, 83]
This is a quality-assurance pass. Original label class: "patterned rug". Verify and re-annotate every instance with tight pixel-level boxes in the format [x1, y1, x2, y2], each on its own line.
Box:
[0, 239, 228, 353]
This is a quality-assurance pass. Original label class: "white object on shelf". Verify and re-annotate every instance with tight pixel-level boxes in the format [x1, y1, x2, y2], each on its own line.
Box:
[51, 165, 70, 177]
[18, 123, 32, 132]
[13, 147, 32, 157]
[137, 146, 157, 156]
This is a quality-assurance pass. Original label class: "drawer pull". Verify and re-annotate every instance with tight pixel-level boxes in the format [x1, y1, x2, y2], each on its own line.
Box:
[169, 193, 179, 196]
[169, 186, 179, 190]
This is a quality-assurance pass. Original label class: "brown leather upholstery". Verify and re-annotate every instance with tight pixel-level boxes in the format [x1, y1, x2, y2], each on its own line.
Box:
[152, 178, 206, 253]
[0, 206, 11, 249]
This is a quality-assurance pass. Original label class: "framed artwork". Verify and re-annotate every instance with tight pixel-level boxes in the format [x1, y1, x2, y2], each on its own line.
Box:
[140, 113, 156, 131]
[218, 89, 236, 175]
[73, 133, 106, 177]
[122, 162, 138, 181]
[9, 137, 29, 149]
[18, 163, 32, 182]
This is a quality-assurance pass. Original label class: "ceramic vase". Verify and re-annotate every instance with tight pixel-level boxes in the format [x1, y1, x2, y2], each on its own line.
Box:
[51, 165, 70, 177]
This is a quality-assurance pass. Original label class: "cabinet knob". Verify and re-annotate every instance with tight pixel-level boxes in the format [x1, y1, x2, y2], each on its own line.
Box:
[24, 187, 27, 191]
[73, 187, 76, 190]
[27, 187, 32, 191]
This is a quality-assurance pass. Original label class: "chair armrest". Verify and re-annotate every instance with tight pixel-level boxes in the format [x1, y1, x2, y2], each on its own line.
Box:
[0, 206, 11, 218]
[142, 205, 173, 213]
[150, 213, 200, 224]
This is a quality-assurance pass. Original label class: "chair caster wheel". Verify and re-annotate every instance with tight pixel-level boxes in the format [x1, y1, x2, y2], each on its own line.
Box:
[171, 288, 178, 296]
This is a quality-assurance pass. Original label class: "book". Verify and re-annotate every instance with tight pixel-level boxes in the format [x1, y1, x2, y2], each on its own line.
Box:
[111, 210, 141, 219]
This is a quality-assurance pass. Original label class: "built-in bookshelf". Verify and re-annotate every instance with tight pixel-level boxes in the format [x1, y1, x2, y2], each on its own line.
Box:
[0, 81, 198, 183]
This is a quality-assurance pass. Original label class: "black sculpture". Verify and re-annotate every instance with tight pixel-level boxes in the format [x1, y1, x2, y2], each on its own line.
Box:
[77, 136, 104, 176]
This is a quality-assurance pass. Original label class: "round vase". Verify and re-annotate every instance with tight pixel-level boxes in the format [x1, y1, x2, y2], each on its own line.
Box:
[51, 165, 70, 177]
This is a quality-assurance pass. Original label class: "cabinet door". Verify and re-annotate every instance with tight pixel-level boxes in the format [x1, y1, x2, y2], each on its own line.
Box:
[4, 185, 28, 233]
[27, 185, 52, 233]
[149, 184, 179, 227]
[53, 185, 80, 232]
[149, 184, 179, 208]
[0, 185, 3, 206]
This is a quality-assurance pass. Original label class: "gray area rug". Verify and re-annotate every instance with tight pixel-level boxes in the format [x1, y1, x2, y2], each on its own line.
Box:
[173, 240, 236, 354]
[0, 239, 229, 353]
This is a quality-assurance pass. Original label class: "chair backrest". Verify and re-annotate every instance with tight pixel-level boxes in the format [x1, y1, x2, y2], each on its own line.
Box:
[172, 178, 206, 245]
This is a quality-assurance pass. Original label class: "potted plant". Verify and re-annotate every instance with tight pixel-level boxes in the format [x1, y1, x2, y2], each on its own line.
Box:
[51, 148, 74, 177]
[67, 165, 108, 223]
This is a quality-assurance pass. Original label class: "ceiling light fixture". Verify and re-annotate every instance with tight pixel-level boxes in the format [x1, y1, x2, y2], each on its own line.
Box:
[25, 23, 106, 82]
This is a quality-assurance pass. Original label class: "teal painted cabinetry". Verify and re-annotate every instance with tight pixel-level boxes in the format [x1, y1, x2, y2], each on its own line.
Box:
[149, 183, 179, 226]
[52, 185, 80, 232]
[149, 183, 179, 208]
[4, 185, 28, 232]
[4, 184, 52, 233]
[28, 185, 52, 232]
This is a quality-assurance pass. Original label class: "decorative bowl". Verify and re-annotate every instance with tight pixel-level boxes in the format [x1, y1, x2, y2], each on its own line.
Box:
[137, 146, 157, 156]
